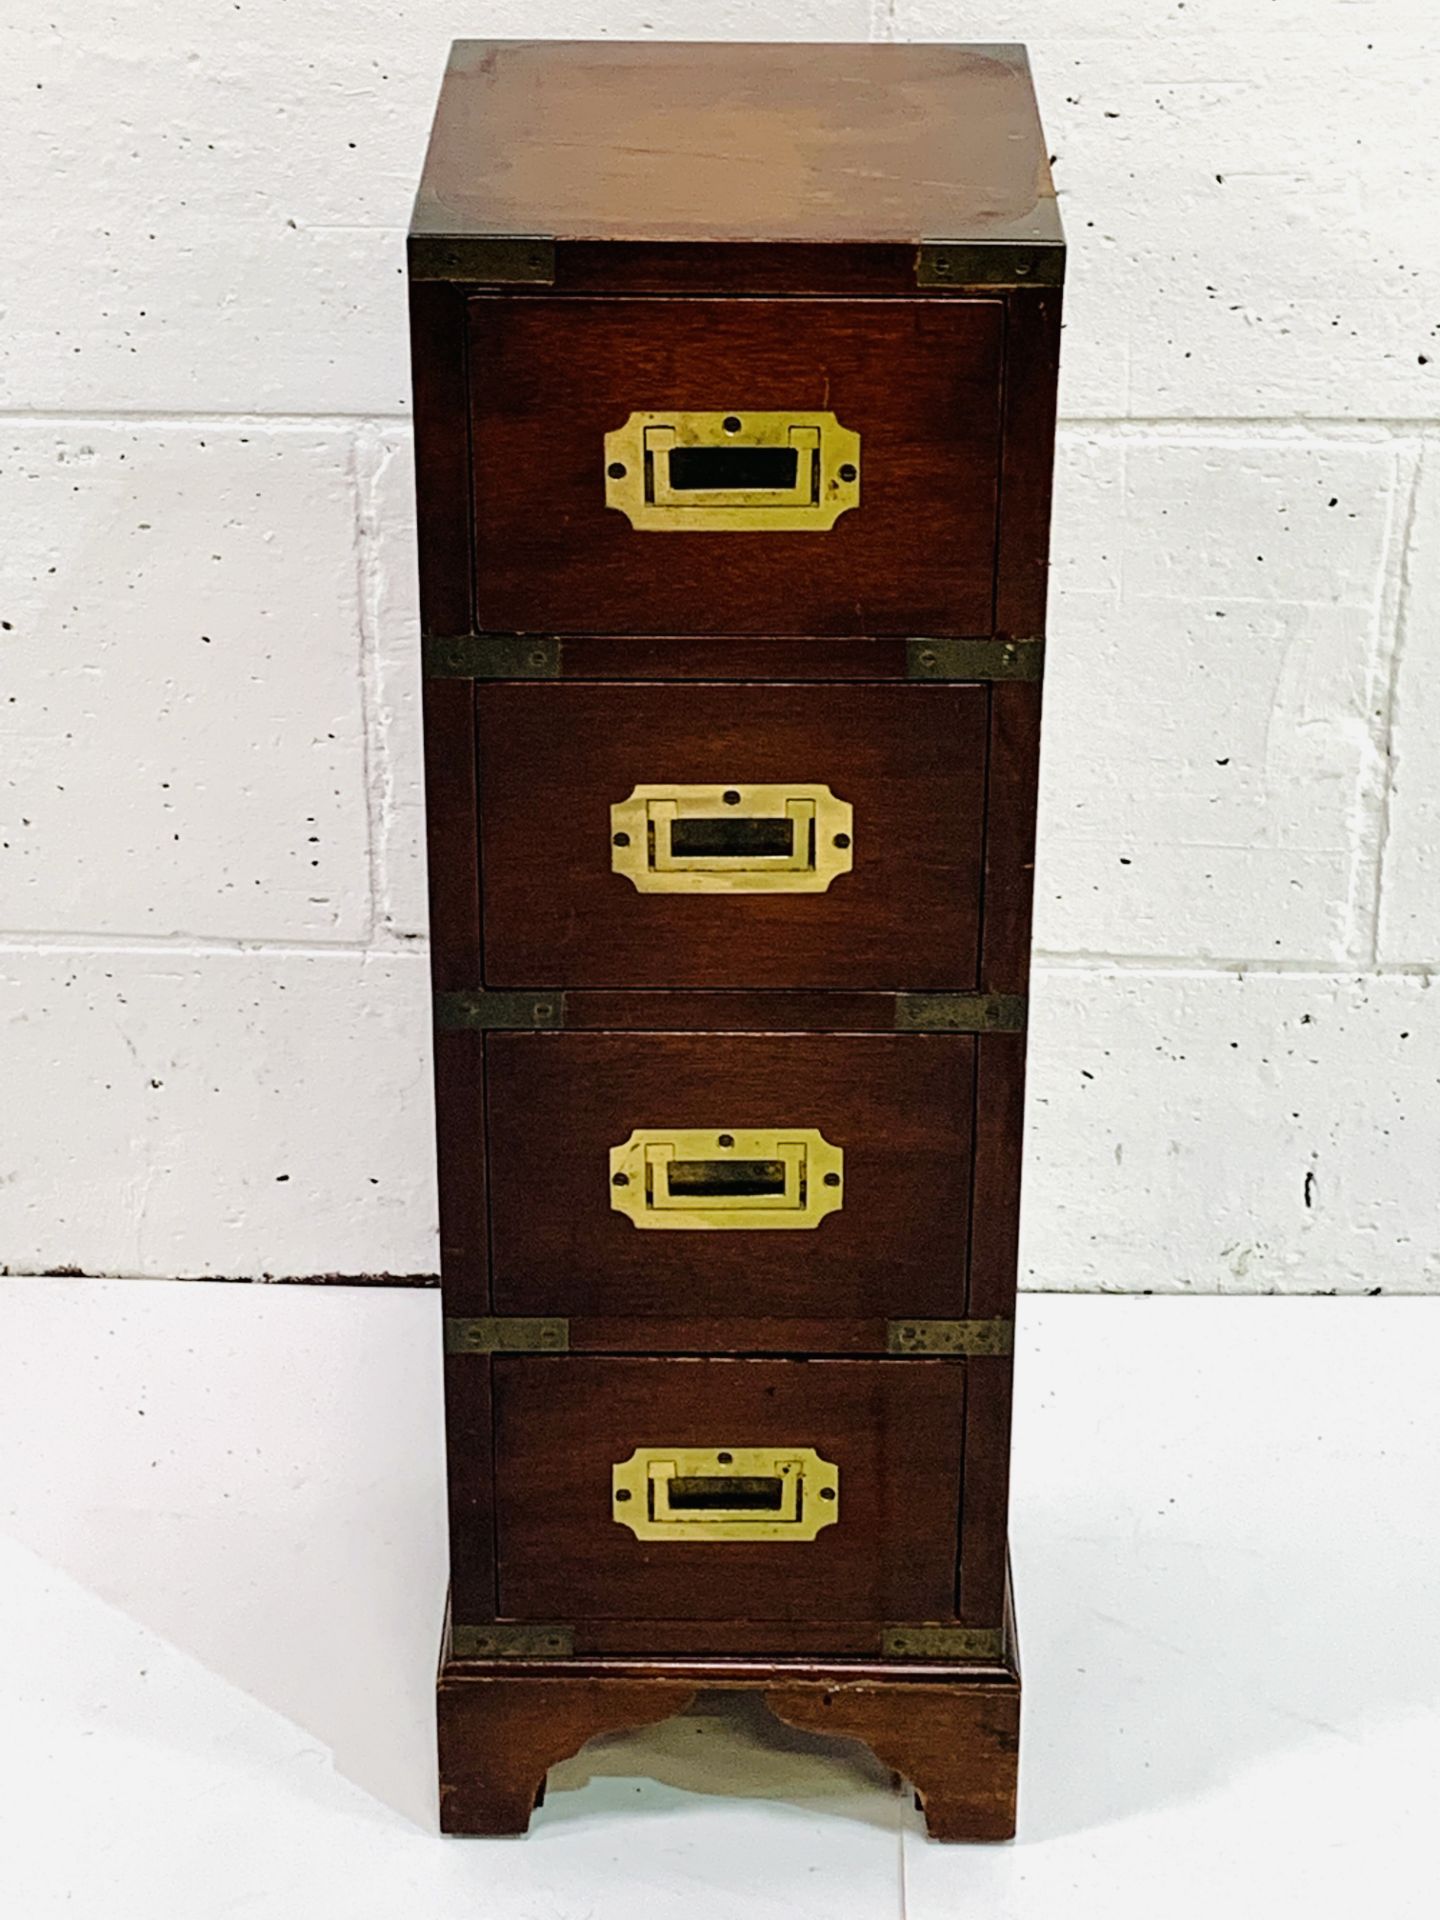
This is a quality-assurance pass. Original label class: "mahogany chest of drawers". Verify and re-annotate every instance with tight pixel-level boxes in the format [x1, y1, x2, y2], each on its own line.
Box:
[409, 39, 1062, 1840]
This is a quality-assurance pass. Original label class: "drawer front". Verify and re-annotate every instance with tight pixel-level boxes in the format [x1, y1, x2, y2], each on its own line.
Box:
[468, 296, 1004, 636]
[477, 682, 988, 990]
[490, 1357, 967, 1623]
[485, 1031, 974, 1318]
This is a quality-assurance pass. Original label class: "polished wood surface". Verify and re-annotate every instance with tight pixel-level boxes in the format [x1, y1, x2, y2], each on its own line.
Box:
[414, 41, 1059, 248]
[411, 37, 1061, 1838]
[459, 990, 987, 1032]
[767, 1677, 1020, 1841]
[437, 1598, 1021, 1839]
[485, 1356, 968, 1626]
[451, 1315, 976, 1356]
[438, 1670, 697, 1835]
[468, 296, 1004, 637]
[994, 289, 1064, 636]
[421, 677, 478, 989]
[408, 283, 472, 637]
[476, 682, 989, 990]
[433, 1027, 487, 1307]
[523, 635, 920, 678]
[436, 1666, 1021, 1840]
[483, 1032, 975, 1318]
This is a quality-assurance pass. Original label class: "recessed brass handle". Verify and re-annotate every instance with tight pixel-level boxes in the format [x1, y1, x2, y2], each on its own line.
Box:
[603, 410, 861, 531]
[609, 1127, 844, 1231]
[610, 783, 853, 894]
[612, 1445, 840, 1541]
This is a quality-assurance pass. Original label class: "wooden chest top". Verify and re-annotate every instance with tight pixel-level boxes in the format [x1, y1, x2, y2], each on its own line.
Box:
[411, 40, 1061, 253]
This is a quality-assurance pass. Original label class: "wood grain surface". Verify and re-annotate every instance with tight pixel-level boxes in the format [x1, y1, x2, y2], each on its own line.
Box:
[477, 681, 989, 990]
[485, 1355, 968, 1626]
[413, 41, 1059, 249]
[483, 1031, 975, 1318]
[468, 296, 1004, 636]
[412, 40, 1062, 1835]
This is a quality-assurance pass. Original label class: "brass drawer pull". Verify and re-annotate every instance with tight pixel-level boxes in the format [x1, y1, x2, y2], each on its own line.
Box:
[611, 782, 853, 894]
[612, 1445, 840, 1541]
[603, 410, 861, 531]
[609, 1127, 843, 1230]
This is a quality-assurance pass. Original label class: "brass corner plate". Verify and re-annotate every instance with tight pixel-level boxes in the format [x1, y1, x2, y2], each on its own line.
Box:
[408, 234, 556, 284]
[604, 410, 860, 532]
[444, 1317, 570, 1355]
[887, 1319, 1015, 1357]
[916, 241, 1064, 289]
[907, 637, 1045, 683]
[611, 783, 853, 895]
[883, 1625, 1005, 1660]
[612, 1445, 840, 1542]
[609, 1127, 844, 1231]
[895, 993, 1027, 1034]
[422, 634, 562, 680]
[451, 1623, 574, 1659]
[433, 991, 566, 1031]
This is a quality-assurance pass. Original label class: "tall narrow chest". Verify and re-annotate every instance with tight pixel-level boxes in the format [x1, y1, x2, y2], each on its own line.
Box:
[409, 39, 1062, 1839]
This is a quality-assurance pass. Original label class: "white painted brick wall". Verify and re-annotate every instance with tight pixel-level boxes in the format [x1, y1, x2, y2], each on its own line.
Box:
[2, 6, 1437, 1290]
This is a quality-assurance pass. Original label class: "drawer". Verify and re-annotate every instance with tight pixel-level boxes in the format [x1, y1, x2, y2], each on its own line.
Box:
[468, 296, 1005, 636]
[490, 1357, 967, 1624]
[476, 681, 989, 990]
[485, 1031, 973, 1319]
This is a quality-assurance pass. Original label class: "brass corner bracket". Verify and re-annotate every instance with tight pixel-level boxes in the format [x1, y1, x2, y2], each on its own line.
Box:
[886, 1319, 1015, 1357]
[895, 994, 1026, 1034]
[916, 241, 1064, 290]
[451, 1623, 575, 1659]
[883, 1625, 1005, 1660]
[408, 234, 556, 285]
[423, 634, 562, 680]
[445, 1317, 570, 1355]
[434, 991, 566, 1032]
[907, 637, 1045, 683]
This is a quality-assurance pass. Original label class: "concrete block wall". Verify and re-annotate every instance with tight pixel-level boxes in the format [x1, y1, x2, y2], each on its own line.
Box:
[2, 5, 1436, 1291]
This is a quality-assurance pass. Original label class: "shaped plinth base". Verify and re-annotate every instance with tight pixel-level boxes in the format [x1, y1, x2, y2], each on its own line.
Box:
[437, 1583, 1020, 1841]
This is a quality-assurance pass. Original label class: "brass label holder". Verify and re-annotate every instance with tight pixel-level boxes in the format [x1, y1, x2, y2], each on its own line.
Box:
[612, 1445, 840, 1542]
[604, 410, 860, 532]
[611, 783, 853, 895]
[609, 1127, 843, 1231]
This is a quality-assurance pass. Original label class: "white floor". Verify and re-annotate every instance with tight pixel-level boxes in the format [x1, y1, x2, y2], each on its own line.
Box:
[0, 1284, 1435, 1918]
